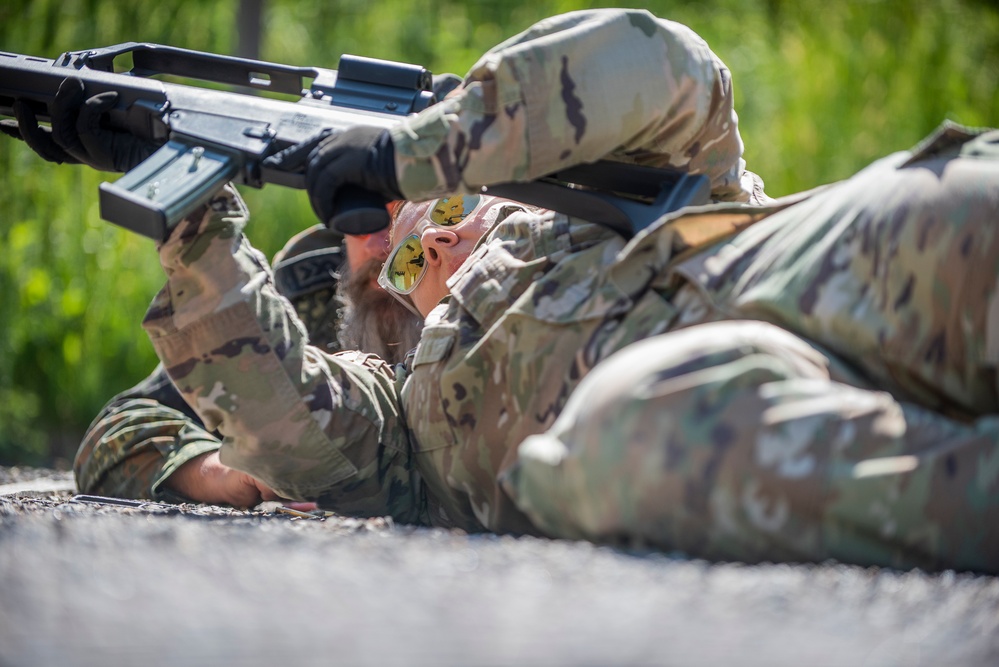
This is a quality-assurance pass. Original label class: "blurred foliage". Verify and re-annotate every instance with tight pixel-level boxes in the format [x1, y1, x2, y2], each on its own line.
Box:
[0, 0, 996, 465]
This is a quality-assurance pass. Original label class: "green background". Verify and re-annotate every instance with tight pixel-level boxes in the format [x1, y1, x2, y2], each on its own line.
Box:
[1, 0, 996, 466]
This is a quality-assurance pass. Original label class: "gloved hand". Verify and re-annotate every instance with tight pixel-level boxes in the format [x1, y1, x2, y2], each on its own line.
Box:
[262, 124, 403, 234]
[0, 77, 159, 172]
[0, 97, 82, 165]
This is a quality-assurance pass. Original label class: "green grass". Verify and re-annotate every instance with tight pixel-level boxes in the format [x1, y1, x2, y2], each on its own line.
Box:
[1, 0, 996, 465]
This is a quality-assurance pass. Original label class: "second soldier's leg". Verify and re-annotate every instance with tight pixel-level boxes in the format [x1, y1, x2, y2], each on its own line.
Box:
[501, 320, 999, 573]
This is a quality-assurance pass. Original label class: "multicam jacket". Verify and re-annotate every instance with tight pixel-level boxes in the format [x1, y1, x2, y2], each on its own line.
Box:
[80, 9, 999, 572]
[74, 226, 346, 500]
[135, 8, 761, 526]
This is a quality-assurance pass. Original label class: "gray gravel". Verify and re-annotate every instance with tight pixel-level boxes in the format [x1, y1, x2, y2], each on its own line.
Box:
[1, 473, 998, 667]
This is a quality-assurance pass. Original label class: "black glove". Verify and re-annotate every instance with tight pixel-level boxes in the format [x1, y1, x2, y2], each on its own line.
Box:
[263, 125, 403, 234]
[0, 77, 159, 172]
[0, 99, 82, 165]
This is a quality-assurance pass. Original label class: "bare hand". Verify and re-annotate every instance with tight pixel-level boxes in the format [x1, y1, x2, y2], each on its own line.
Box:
[165, 451, 282, 508]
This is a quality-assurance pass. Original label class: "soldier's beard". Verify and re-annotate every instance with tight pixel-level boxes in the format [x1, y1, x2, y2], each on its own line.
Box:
[337, 258, 423, 365]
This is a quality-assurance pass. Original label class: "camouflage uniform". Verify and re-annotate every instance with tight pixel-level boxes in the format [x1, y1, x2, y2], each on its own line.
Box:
[113, 9, 999, 572]
[504, 124, 999, 572]
[74, 226, 346, 500]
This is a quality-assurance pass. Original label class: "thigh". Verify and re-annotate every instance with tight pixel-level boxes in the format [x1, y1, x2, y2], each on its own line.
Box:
[501, 321, 999, 573]
[714, 132, 999, 415]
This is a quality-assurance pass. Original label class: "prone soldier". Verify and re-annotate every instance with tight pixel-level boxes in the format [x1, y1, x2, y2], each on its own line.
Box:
[72, 222, 422, 505]
[6, 8, 998, 572]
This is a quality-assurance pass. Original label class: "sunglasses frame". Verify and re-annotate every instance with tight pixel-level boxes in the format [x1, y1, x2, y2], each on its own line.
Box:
[377, 195, 485, 299]
[378, 233, 426, 296]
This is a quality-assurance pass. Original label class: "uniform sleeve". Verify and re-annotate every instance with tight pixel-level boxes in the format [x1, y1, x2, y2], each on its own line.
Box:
[140, 186, 422, 522]
[73, 365, 221, 501]
[391, 8, 752, 203]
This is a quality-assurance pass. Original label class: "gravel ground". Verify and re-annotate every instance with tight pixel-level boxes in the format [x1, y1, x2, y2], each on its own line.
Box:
[2, 467, 998, 667]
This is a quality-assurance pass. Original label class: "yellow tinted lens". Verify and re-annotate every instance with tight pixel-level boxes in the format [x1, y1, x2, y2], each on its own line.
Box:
[429, 195, 482, 226]
[386, 235, 425, 293]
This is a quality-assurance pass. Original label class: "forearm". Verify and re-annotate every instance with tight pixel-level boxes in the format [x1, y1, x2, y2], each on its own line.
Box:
[141, 187, 420, 519]
[74, 396, 221, 501]
[392, 8, 749, 202]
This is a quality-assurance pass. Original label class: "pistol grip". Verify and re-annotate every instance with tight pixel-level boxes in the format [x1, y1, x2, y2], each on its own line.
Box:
[99, 141, 238, 240]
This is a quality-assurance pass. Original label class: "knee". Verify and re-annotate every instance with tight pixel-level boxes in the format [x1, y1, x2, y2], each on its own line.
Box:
[502, 321, 834, 542]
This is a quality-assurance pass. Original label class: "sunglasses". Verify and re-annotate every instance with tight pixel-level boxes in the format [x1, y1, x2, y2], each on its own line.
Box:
[378, 194, 485, 296]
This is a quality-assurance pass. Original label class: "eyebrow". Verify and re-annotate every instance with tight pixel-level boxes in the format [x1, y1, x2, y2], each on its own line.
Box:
[392, 202, 433, 242]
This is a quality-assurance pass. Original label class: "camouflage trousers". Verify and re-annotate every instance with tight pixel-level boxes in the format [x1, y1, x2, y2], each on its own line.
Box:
[503, 127, 999, 573]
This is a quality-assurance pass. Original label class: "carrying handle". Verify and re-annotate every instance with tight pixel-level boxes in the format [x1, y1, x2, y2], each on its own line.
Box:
[63, 43, 318, 96]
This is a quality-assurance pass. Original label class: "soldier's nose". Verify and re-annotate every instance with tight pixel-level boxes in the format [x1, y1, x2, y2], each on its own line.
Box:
[422, 228, 457, 265]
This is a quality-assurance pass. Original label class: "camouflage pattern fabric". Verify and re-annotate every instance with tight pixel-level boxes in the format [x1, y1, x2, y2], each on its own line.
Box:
[140, 187, 423, 519]
[77, 7, 757, 505]
[74, 363, 222, 501]
[74, 224, 345, 500]
[503, 125, 999, 573]
[391, 9, 770, 206]
[84, 8, 998, 573]
[132, 8, 759, 521]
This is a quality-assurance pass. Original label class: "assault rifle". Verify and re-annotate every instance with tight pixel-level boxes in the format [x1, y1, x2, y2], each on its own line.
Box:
[0, 43, 709, 240]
